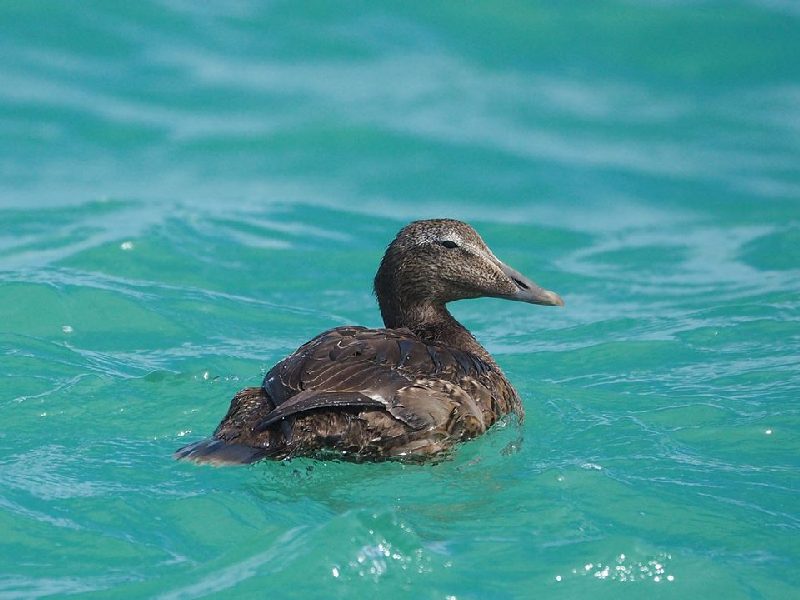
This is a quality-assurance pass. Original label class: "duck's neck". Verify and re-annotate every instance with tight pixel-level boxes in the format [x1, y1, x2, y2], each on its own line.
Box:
[379, 299, 497, 368]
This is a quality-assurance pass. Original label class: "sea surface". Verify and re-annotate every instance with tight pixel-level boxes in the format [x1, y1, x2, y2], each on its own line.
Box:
[1, 1, 799, 598]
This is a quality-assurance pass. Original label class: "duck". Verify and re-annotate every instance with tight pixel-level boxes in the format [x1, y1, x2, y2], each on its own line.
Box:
[175, 219, 563, 465]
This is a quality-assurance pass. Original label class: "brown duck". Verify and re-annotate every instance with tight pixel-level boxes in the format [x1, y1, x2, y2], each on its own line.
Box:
[175, 219, 563, 465]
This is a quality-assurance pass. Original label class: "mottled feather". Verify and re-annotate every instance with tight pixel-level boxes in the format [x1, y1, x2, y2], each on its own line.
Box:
[176, 219, 562, 464]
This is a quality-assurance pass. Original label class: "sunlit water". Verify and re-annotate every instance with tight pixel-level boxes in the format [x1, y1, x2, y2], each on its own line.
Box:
[1, 2, 799, 598]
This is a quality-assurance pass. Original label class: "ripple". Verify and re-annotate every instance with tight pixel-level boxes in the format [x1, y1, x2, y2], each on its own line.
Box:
[156, 527, 308, 600]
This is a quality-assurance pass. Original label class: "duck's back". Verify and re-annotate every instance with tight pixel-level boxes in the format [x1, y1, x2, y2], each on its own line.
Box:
[176, 326, 521, 464]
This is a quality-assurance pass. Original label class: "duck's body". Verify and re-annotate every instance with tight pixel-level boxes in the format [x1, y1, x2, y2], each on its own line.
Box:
[176, 219, 562, 465]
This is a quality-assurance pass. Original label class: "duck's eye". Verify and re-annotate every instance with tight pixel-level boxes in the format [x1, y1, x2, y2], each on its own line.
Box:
[438, 240, 458, 249]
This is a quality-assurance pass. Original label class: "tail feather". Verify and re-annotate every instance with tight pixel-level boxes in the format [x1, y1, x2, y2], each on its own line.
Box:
[174, 438, 269, 466]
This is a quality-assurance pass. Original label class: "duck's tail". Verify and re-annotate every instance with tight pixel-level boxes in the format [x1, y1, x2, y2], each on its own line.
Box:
[174, 437, 270, 466]
[175, 386, 283, 466]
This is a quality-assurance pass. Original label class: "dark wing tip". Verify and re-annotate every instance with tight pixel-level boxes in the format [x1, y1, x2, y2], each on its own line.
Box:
[254, 391, 385, 432]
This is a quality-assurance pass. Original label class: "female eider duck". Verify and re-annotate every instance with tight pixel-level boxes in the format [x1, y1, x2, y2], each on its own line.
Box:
[176, 219, 563, 464]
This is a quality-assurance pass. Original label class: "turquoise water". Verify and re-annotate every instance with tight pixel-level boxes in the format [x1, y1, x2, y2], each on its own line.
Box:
[2, 1, 799, 598]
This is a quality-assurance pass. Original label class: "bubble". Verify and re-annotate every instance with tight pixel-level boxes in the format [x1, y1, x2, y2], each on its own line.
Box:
[555, 575, 562, 582]
[575, 551, 673, 584]
[331, 567, 339, 578]
[62, 325, 73, 334]
[120, 241, 134, 250]
[765, 429, 773, 435]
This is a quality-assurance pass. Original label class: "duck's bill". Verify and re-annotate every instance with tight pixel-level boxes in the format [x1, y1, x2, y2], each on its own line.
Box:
[498, 262, 565, 307]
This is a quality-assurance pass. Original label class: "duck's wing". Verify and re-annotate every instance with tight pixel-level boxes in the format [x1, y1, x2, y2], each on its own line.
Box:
[254, 326, 496, 433]
[253, 390, 383, 432]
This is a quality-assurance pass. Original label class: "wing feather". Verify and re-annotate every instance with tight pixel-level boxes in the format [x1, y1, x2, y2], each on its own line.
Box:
[254, 391, 383, 432]
[255, 326, 505, 434]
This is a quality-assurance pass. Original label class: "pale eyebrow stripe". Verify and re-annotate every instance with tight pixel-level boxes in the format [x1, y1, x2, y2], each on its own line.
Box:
[414, 232, 466, 246]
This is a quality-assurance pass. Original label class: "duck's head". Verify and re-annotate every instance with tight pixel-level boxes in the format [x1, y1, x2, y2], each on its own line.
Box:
[374, 219, 563, 328]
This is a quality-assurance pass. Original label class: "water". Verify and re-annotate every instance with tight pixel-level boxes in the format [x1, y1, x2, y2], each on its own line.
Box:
[1, 1, 799, 598]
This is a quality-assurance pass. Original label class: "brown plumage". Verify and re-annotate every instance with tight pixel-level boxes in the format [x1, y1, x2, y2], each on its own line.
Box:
[175, 219, 563, 465]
